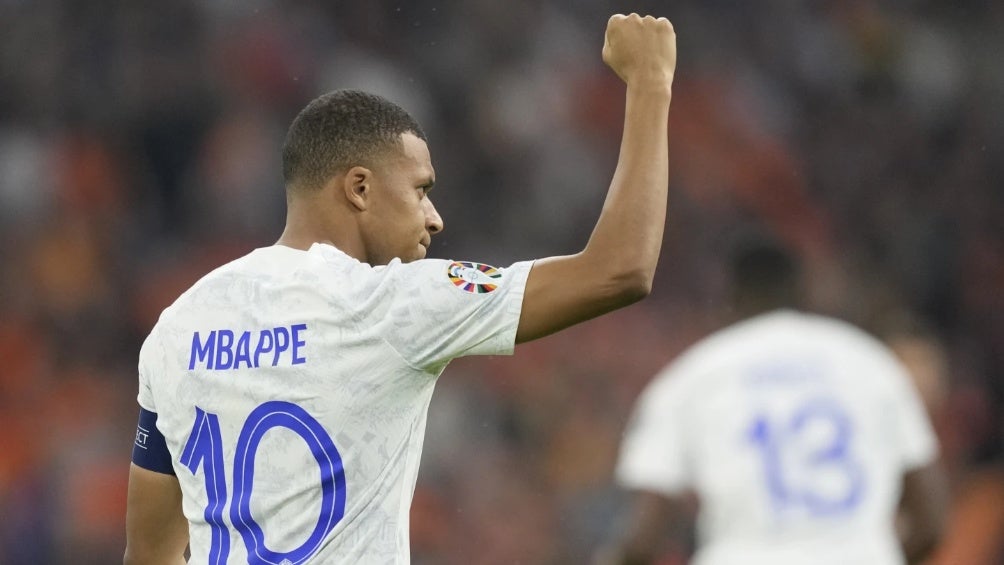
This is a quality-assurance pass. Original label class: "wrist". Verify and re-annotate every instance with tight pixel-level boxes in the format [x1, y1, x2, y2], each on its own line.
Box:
[626, 79, 673, 102]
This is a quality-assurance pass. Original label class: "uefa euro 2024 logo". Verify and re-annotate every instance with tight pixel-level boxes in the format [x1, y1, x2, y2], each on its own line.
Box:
[447, 261, 502, 294]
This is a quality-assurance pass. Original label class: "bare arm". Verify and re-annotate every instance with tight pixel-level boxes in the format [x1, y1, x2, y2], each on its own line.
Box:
[124, 464, 189, 565]
[594, 491, 678, 565]
[899, 462, 949, 564]
[516, 14, 676, 343]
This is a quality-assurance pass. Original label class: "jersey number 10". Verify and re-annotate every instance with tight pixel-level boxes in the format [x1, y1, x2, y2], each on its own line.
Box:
[747, 398, 865, 518]
[181, 401, 347, 565]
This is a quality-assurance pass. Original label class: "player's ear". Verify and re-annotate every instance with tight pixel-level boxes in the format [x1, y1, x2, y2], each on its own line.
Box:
[343, 166, 372, 211]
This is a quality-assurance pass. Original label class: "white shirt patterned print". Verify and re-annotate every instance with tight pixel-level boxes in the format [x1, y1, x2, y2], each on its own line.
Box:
[137, 243, 532, 564]
[616, 310, 938, 565]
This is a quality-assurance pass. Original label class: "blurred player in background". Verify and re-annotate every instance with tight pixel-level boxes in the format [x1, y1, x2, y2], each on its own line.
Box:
[124, 13, 676, 565]
[597, 238, 949, 565]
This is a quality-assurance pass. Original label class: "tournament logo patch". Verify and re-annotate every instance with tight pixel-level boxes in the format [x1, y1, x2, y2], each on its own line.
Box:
[447, 261, 502, 294]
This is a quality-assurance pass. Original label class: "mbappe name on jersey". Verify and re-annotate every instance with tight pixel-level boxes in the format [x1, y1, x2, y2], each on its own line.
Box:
[188, 324, 307, 370]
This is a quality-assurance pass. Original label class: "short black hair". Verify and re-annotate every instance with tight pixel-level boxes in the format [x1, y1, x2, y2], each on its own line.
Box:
[729, 236, 801, 311]
[282, 90, 427, 190]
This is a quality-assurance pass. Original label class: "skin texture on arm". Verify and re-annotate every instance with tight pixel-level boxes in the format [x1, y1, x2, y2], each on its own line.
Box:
[516, 14, 677, 343]
[899, 462, 950, 564]
[124, 464, 189, 565]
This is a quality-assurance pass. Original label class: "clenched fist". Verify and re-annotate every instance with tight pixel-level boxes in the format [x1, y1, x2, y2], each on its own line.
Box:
[603, 14, 676, 92]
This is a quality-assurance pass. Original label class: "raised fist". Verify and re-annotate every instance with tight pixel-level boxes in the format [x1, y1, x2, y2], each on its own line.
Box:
[602, 14, 677, 91]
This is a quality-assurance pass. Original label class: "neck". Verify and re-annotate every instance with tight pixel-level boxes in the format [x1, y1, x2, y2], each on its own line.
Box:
[276, 194, 366, 261]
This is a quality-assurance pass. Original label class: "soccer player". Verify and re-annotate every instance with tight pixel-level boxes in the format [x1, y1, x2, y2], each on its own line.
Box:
[598, 239, 949, 565]
[124, 14, 676, 565]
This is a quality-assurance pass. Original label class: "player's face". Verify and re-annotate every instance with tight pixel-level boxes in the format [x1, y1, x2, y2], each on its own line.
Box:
[364, 133, 443, 264]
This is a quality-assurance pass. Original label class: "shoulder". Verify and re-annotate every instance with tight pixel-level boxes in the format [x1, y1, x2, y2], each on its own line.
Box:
[327, 248, 529, 301]
[713, 310, 890, 356]
[309, 243, 445, 284]
[663, 314, 781, 379]
[154, 250, 264, 322]
[762, 311, 913, 389]
[640, 323, 751, 404]
[644, 311, 877, 390]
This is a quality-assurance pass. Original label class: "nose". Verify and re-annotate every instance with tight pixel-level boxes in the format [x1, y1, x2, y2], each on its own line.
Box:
[424, 198, 444, 235]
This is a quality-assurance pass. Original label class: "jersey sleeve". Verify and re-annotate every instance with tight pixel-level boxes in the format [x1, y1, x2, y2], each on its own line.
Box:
[136, 332, 157, 412]
[615, 366, 692, 496]
[133, 328, 176, 474]
[339, 256, 534, 372]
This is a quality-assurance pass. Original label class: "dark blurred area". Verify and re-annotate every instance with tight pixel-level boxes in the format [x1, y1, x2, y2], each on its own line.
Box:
[0, 1, 1001, 563]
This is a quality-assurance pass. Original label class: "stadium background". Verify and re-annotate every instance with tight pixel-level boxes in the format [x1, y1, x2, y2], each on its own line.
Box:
[0, 1, 1002, 563]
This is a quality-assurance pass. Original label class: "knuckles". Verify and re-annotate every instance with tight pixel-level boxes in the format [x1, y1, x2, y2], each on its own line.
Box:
[608, 13, 675, 34]
[603, 13, 677, 80]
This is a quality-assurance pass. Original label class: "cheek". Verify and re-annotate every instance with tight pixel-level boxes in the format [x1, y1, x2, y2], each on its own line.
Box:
[388, 190, 421, 216]
[377, 188, 425, 234]
[383, 200, 424, 240]
[403, 198, 427, 226]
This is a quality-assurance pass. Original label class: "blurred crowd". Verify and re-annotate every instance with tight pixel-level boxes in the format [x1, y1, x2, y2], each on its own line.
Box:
[1, 1, 1002, 563]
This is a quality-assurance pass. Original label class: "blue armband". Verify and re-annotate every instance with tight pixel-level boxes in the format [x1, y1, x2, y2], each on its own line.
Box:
[132, 408, 176, 475]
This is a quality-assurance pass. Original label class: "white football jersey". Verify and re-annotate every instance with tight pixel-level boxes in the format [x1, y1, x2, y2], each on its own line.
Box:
[616, 310, 938, 565]
[138, 243, 532, 564]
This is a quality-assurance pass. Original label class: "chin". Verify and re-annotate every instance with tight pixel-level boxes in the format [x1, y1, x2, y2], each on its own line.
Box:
[396, 248, 425, 263]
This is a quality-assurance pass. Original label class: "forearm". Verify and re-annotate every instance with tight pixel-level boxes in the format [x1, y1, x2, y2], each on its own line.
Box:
[513, 15, 676, 342]
[583, 84, 672, 288]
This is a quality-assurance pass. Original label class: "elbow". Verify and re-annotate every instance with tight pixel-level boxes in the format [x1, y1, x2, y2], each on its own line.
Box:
[610, 268, 654, 305]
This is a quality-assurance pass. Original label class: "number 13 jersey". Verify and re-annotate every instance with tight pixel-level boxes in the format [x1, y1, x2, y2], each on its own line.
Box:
[615, 310, 938, 565]
[137, 243, 532, 564]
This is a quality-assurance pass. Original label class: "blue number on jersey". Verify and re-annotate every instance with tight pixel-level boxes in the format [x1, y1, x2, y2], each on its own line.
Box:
[181, 401, 347, 564]
[180, 408, 230, 565]
[747, 397, 865, 517]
